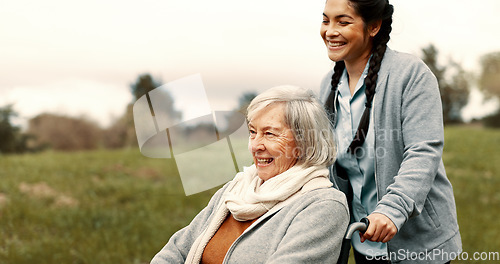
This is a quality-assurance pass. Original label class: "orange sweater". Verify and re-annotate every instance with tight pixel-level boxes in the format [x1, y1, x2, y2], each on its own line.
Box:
[201, 214, 256, 264]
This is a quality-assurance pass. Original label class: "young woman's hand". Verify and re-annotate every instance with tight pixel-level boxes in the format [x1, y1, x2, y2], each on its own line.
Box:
[360, 213, 397, 243]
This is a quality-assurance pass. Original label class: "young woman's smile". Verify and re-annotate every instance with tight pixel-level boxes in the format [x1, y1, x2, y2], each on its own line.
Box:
[320, 0, 374, 67]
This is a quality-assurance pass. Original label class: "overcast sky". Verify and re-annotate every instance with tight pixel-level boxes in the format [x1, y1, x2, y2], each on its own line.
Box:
[1, 0, 499, 128]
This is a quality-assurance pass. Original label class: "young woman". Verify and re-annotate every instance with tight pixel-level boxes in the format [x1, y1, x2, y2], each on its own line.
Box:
[319, 0, 462, 263]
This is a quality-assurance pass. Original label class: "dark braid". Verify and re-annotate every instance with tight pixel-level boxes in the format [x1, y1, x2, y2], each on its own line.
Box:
[347, 39, 388, 153]
[348, 5, 393, 153]
[325, 0, 394, 154]
[325, 60, 345, 120]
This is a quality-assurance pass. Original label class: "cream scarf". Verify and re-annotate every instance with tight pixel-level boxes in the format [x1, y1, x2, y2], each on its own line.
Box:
[184, 164, 332, 263]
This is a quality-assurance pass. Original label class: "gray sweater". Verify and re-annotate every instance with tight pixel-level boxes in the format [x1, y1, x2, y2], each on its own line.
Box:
[319, 48, 462, 263]
[151, 184, 349, 263]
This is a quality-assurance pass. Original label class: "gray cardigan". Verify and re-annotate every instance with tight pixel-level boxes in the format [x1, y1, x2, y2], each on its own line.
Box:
[319, 48, 462, 263]
[151, 184, 349, 263]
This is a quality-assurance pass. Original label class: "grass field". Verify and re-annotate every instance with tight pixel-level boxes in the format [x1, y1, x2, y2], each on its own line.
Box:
[0, 126, 498, 263]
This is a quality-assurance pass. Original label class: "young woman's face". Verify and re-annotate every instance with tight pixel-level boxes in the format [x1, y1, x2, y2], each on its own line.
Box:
[320, 0, 373, 65]
[248, 103, 298, 181]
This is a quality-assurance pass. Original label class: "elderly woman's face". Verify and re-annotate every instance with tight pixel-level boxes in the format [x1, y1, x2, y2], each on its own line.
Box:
[248, 103, 298, 181]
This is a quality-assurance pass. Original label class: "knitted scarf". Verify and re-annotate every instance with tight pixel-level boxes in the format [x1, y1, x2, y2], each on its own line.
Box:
[184, 164, 332, 263]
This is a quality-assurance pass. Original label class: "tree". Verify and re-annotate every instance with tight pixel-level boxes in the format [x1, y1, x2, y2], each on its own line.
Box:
[0, 105, 18, 153]
[27, 114, 102, 151]
[129, 73, 181, 121]
[219, 91, 257, 136]
[0, 105, 31, 153]
[236, 91, 258, 114]
[421, 44, 470, 125]
[0, 105, 20, 153]
[479, 51, 500, 99]
[102, 104, 137, 148]
[104, 73, 182, 148]
[130, 73, 162, 101]
[105, 73, 164, 149]
[478, 51, 500, 128]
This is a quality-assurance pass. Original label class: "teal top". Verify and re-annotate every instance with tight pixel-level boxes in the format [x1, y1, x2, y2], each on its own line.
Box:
[335, 62, 387, 257]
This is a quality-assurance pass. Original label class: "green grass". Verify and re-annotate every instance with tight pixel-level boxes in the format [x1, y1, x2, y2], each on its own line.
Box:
[0, 149, 218, 264]
[0, 126, 498, 263]
[443, 126, 500, 263]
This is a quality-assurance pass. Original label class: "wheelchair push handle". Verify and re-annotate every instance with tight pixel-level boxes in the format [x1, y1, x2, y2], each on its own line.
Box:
[344, 217, 370, 239]
[337, 217, 370, 264]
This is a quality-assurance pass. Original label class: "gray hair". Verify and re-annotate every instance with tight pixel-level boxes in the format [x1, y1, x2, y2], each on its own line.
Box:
[246, 85, 336, 167]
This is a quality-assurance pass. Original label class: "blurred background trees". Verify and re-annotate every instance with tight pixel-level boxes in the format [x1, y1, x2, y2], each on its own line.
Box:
[0, 74, 169, 154]
[236, 91, 258, 114]
[1, 45, 500, 154]
[478, 51, 500, 128]
[27, 114, 101, 151]
[0, 105, 31, 153]
[130, 73, 162, 101]
[102, 73, 167, 149]
[421, 44, 470, 125]
[479, 52, 500, 99]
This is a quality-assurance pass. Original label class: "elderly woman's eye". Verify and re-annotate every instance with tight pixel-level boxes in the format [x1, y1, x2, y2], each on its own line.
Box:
[249, 129, 256, 135]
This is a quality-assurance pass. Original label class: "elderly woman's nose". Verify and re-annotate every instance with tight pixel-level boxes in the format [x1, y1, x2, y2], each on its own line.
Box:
[250, 137, 265, 152]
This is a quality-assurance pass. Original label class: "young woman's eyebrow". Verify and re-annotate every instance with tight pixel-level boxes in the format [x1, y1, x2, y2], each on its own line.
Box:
[336, 14, 354, 19]
[323, 13, 354, 20]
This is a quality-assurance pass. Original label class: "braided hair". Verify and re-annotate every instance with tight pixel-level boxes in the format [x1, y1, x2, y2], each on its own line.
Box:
[326, 0, 394, 154]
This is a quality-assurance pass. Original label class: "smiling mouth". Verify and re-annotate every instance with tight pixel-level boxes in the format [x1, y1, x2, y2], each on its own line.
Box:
[257, 158, 274, 165]
[327, 41, 346, 48]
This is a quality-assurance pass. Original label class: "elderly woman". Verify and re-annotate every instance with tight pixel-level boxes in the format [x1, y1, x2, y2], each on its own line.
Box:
[151, 86, 349, 264]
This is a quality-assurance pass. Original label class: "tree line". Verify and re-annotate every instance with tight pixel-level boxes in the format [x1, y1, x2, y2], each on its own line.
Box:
[1, 44, 499, 154]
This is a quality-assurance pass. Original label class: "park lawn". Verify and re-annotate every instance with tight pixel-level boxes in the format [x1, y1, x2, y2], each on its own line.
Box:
[443, 126, 500, 263]
[0, 126, 498, 263]
[0, 149, 218, 264]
